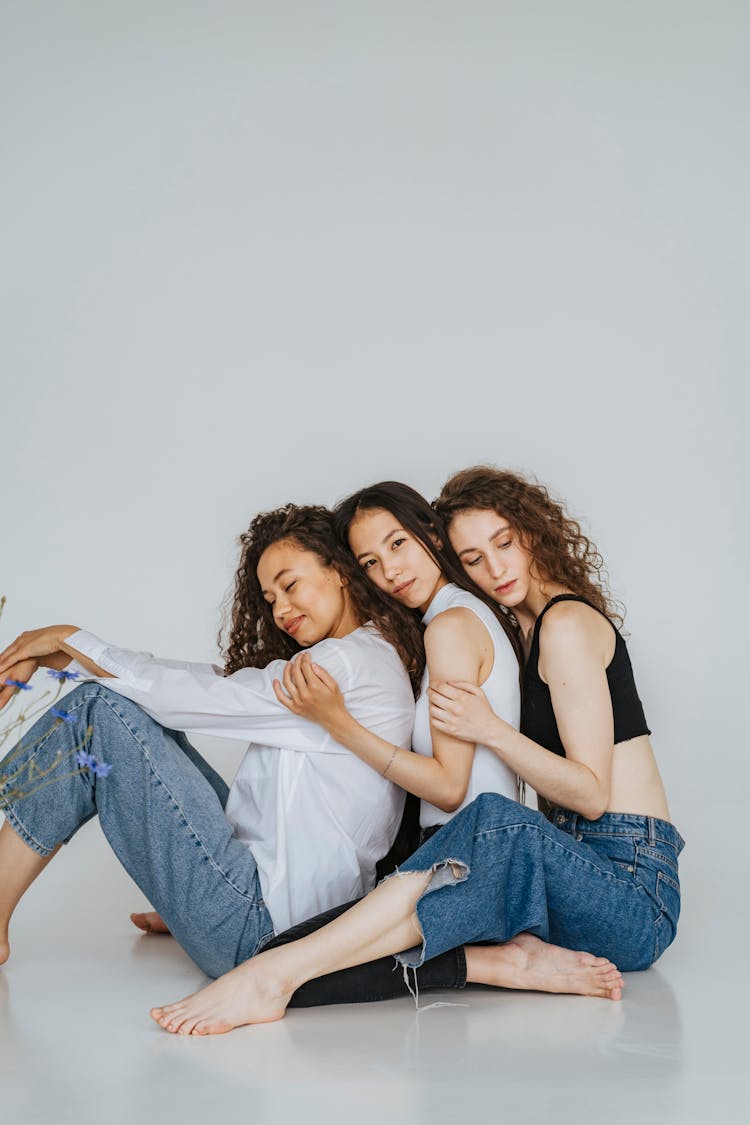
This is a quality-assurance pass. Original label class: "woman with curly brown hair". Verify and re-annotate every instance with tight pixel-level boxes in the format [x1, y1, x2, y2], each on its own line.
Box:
[145, 468, 680, 1036]
[0, 505, 422, 976]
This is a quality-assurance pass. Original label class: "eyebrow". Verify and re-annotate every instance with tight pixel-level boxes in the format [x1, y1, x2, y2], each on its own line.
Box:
[457, 524, 511, 557]
[355, 528, 404, 563]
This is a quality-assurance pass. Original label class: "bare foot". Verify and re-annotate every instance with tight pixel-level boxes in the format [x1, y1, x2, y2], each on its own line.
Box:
[131, 911, 170, 934]
[150, 959, 294, 1036]
[466, 933, 624, 1000]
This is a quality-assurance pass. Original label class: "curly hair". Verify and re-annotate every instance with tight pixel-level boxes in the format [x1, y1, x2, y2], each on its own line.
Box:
[220, 503, 425, 694]
[333, 481, 523, 667]
[434, 467, 623, 627]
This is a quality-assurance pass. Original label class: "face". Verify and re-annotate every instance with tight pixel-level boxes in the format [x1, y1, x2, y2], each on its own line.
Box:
[347, 507, 446, 613]
[447, 508, 533, 608]
[257, 539, 357, 646]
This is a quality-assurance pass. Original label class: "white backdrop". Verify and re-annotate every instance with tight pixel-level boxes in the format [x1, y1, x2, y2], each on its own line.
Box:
[2, 1, 746, 806]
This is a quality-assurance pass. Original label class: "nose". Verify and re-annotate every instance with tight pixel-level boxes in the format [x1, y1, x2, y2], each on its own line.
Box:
[382, 559, 401, 582]
[273, 593, 292, 623]
[487, 553, 505, 580]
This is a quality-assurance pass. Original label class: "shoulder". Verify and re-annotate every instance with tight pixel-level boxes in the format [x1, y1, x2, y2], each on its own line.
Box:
[313, 626, 406, 684]
[424, 606, 484, 648]
[538, 601, 611, 667]
[303, 634, 354, 685]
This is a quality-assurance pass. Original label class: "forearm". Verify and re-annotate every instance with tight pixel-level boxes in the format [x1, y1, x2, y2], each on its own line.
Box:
[484, 721, 609, 819]
[329, 713, 467, 812]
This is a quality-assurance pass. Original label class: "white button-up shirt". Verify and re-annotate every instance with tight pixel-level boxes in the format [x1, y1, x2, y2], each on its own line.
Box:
[65, 625, 415, 932]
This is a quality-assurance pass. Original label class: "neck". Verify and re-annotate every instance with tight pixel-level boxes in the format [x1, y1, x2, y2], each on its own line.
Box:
[515, 580, 571, 637]
[329, 595, 362, 640]
[419, 574, 450, 614]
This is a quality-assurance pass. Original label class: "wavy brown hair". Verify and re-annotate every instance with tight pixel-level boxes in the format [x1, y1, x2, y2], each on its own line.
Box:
[434, 467, 623, 627]
[220, 503, 425, 694]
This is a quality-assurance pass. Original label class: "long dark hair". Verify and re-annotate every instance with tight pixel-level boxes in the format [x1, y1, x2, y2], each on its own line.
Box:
[434, 466, 623, 626]
[219, 503, 425, 694]
[333, 482, 523, 666]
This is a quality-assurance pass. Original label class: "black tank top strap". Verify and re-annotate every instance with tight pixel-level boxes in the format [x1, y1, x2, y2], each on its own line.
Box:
[523, 594, 651, 755]
[527, 595, 608, 674]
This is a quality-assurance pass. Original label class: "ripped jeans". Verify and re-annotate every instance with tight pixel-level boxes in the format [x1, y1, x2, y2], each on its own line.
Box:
[392, 793, 684, 973]
[268, 793, 684, 1006]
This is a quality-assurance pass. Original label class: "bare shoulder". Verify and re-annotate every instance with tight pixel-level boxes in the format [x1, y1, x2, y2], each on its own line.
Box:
[424, 606, 485, 650]
[424, 607, 487, 680]
[538, 600, 613, 668]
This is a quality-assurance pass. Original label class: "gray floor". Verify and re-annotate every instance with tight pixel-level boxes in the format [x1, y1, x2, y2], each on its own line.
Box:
[0, 800, 741, 1124]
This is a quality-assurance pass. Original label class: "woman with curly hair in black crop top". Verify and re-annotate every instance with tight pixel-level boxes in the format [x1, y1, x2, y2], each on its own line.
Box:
[146, 468, 682, 1036]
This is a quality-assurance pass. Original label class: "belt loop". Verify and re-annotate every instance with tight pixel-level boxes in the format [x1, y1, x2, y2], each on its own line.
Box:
[569, 811, 578, 836]
[648, 817, 655, 845]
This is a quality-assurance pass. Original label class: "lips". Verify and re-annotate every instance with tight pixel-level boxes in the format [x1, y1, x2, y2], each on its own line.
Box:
[393, 579, 415, 598]
[495, 580, 516, 596]
[285, 616, 305, 636]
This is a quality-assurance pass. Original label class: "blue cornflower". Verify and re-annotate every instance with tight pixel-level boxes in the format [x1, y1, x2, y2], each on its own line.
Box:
[75, 750, 97, 770]
[91, 760, 113, 778]
[51, 707, 75, 724]
[4, 679, 32, 690]
[47, 669, 81, 682]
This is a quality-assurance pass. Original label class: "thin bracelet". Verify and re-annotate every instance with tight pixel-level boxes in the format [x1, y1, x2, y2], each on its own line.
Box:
[382, 747, 398, 777]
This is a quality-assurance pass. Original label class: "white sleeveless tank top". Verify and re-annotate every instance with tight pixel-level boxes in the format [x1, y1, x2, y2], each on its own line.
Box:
[413, 583, 521, 828]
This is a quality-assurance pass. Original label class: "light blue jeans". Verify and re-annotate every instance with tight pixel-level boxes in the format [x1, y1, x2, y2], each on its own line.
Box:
[395, 792, 684, 972]
[1, 683, 274, 977]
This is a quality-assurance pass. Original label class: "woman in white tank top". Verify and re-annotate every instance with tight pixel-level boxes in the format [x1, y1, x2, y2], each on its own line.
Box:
[271, 481, 522, 836]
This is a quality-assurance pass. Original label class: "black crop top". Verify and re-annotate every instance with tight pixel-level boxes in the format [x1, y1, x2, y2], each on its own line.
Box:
[522, 595, 650, 757]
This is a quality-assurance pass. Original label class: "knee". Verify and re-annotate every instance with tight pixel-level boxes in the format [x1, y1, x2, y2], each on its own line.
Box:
[474, 791, 523, 818]
[64, 681, 119, 710]
[472, 791, 542, 830]
[63, 682, 139, 725]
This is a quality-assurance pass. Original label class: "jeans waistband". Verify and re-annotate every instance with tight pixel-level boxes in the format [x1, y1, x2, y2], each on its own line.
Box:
[548, 807, 685, 854]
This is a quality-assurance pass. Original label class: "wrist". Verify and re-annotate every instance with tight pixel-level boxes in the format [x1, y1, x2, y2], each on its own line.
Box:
[325, 708, 356, 744]
[484, 715, 511, 753]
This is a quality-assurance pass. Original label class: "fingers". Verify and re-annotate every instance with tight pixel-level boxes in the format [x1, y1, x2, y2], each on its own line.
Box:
[0, 641, 23, 676]
[428, 681, 482, 699]
[276, 654, 328, 717]
[0, 684, 16, 709]
[272, 679, 297, 713]
[309, 662, 337, 690]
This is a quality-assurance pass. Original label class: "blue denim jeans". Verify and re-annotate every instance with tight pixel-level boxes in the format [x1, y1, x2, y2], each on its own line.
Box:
[395, 792, 684, 973]
[0, 683, 274, 977]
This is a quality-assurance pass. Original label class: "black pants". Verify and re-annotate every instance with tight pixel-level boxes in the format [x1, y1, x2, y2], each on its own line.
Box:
[262, 898, 467, 1007]
[262, 810, 466, 1008]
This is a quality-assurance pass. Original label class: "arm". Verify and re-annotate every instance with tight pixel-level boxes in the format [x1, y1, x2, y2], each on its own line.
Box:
[274, 609, 486, 813]
[429, 604, 615, 819]
[0, 626, 112, 712]
[0, 625, 345, 751]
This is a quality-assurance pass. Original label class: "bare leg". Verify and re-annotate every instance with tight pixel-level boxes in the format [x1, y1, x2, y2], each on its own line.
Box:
[130, 910, 170, 934]
[151, 869, 433, 1035]
[0, 820, 60, 964]
[466, 934, 623, 1000]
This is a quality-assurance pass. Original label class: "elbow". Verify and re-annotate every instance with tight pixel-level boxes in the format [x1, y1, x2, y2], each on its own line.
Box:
[579, 787, 610, 821]
[433, 787, 468, 815]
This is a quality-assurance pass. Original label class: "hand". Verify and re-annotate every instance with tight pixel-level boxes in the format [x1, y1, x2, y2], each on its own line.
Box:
[0, 657, 40, 710]
[272, 653, 348, 731]
[428, 680, 505, 746]
[0, 626, 78, 679]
